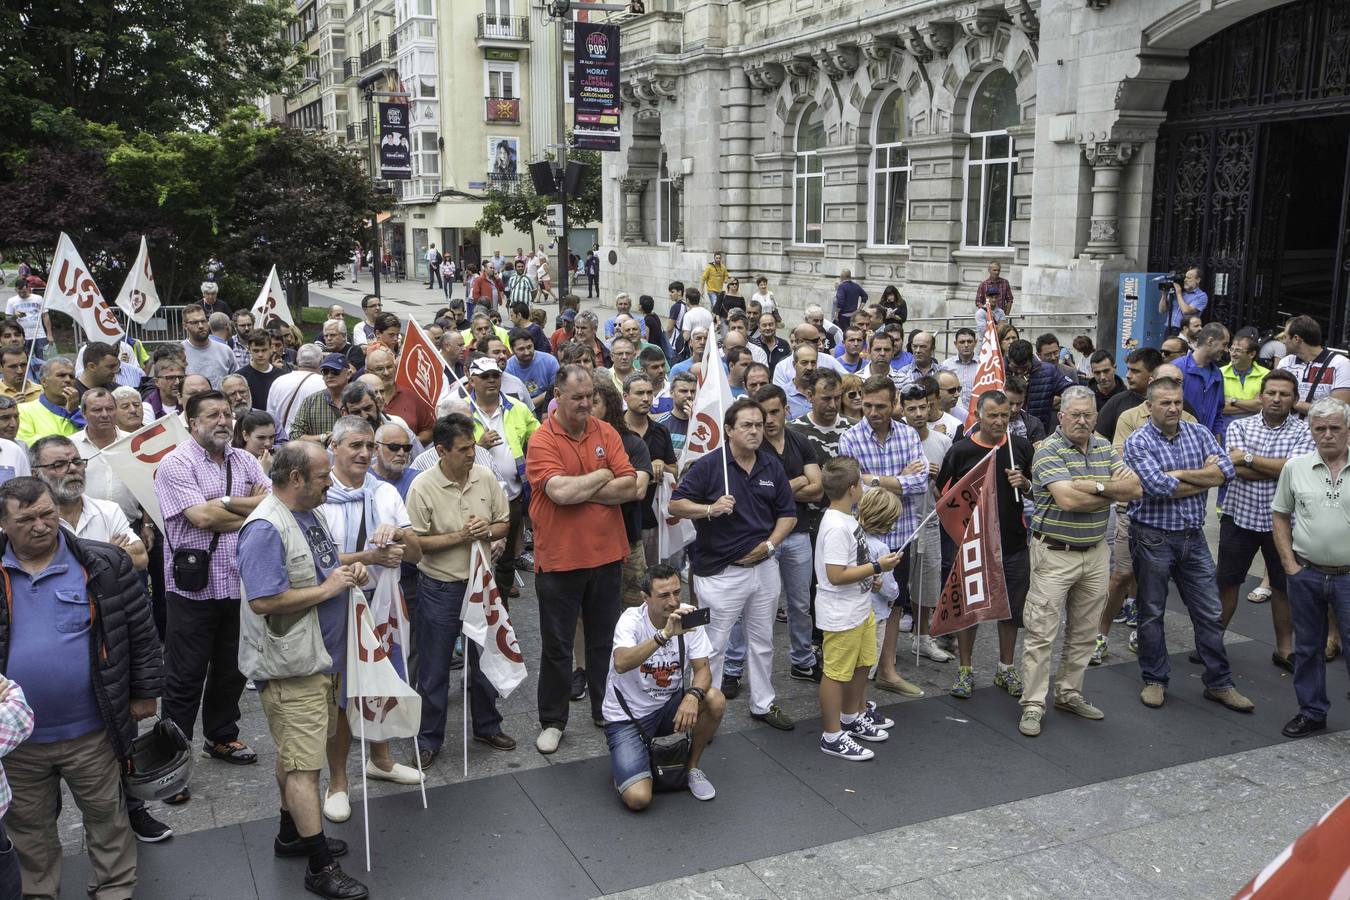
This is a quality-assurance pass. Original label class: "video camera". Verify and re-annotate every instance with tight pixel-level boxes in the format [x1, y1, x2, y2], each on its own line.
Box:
[1153, 271, 1185, 288]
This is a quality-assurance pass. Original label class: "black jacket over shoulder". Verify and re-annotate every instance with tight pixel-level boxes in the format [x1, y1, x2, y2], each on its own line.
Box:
[0, 531, 163, 761]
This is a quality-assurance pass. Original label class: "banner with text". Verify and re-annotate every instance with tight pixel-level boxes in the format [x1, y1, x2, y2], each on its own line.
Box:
[930, 448, 1009, 637]
[1115, 273, 1170, 380]
[114, 236, 162, 325]
[45, 232, 125, 345]
[378, 102, 412, 180]
[106, 414, 189, 532]
[572, 22, 621, 152]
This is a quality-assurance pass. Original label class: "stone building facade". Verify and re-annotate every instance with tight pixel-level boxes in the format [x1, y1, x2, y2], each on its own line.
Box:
[602, 0, 1347, 348]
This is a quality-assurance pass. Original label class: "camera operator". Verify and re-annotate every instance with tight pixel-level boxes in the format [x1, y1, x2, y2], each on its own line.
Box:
[1157, 267, 1207, 336]
[601, 564, 725, 810]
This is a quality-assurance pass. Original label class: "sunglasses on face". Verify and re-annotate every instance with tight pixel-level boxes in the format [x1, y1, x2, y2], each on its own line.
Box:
[378, 441, 413, 454]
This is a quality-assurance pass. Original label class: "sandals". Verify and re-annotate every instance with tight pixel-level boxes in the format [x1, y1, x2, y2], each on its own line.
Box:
[1247, 586, 1272, 604]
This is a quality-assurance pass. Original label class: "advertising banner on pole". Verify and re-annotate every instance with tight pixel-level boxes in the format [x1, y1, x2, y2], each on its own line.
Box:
[573, 22, 621, 152]
[378, 102, 412, 180]
[1116, 273, 1171, 379]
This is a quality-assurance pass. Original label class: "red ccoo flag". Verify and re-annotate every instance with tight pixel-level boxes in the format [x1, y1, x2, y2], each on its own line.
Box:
[929, 447, 1010, 637]
[394, 317, 446, 421]
[964, 303, 1006, 432]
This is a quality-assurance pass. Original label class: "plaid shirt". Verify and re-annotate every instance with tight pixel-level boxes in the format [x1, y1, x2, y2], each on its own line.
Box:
[838, 418, 928, 549]
[1222, 414, 1314, 532]
[157, 439, 269, 598]
[0, 681, 33, 819]
[975, 276, 1013, 313]
[1124, 420, 1235, 531]
[288, 389, 341, 441]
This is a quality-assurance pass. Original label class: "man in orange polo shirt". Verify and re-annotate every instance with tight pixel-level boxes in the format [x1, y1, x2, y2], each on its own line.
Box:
[527, 365, 638, 754]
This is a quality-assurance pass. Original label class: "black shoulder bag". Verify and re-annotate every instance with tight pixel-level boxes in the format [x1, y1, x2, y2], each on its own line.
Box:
[168, 456, 231, 593]
[612, 635, 691, 792]
[1302, 349, 1338, 411]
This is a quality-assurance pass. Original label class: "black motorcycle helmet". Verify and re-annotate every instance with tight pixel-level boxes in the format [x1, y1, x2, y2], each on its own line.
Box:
[124, 718, 193, 803]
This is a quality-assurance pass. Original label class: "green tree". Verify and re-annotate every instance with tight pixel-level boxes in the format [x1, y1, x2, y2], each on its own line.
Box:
[0, 0, 300, 159]
[474, 140, 603, 236]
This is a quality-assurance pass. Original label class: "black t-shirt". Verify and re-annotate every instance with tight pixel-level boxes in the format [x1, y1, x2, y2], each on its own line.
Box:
[1096, 389, 1144, 441]
[637, 419, 677, 529]
[936, 434, 1033, 556]
[619, 431, 652, 545]
[765, 427, 815, 535]
[240, 364, 286, 411]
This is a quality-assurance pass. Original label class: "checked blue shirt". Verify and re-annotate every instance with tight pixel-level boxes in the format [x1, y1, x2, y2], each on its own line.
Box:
[1124, 419, 1236, 531]
[837, 419, 929, 549]
[1222, 414, 1314, 533]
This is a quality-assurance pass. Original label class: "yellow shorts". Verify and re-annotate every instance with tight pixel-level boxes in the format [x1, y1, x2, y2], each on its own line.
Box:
[260, 672, 339, 772]
[822, 612, 878, 682]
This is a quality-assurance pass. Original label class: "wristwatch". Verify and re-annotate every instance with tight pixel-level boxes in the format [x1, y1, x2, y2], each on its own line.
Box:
[869, 476, 881, 488]
[764, 540, 776, 555]
[1243, 451, 1255, 466]
[220, 495, 234, 511]
[1093, 481, 1105, 495]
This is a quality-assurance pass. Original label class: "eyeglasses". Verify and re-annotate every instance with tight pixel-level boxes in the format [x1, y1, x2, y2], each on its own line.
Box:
[1063, 411, 1095, 421]
[378, 441, 413, 454]
[35, 458, 87, 472]
[846, 391, 862, 399]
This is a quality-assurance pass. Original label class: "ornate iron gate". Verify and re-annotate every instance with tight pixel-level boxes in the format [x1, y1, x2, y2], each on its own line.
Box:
[1149, 0, 1350, 341]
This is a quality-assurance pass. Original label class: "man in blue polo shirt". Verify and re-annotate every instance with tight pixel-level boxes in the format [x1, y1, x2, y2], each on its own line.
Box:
[1175, 322, 1230, 441]
[669, 398, 797, 731]
[506, 327, 559, 416]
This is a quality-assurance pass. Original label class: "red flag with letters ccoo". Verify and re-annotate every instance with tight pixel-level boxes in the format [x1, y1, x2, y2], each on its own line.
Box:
[929, 447, 1009, 637]
[394, 317, 446, 421]
[964, 304, 1006, 432]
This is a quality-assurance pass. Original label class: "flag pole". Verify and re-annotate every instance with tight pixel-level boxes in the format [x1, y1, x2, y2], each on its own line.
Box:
[462, 637, 470, 780]
[352, 590, 372, 873]
[1007, 437, 1020, 504]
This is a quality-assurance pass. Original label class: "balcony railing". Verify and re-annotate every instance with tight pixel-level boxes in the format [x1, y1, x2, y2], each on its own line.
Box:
[487, 171, 523, 192]
[485, 96, 520, 123]
[476, 14, 528, 42]
[343, 56, 358, 80]
[359, 42, 385, 70]
[346, 121, 368, 143]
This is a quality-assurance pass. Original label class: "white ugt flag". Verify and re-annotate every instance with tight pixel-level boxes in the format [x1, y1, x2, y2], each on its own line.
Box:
[677, 329, 734, 474]
[106, 414, 189, 532]
[462, 542, 527, 698]
[45, 232, 125, 345]
[346, 569, 421, 741]
[655, 472, 695, 562]
[114, 236, 161, 325]
[251, 265, 295, 327]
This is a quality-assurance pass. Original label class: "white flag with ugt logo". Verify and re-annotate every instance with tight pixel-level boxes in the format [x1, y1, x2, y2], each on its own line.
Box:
[114, 236, 161, 325]
[677, 329, 733, 474]
[462, 542, 527, 698]
[655, 472, 695, 561]
[251, 264, 295, 327]
[45, 231, 126, 344]
[108, 414, 189, 532]
[346, 568, 420, 741]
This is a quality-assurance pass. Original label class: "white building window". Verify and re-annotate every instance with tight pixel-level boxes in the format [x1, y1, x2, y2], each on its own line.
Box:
[486, 61, 518, 99]
[869, 90, 910, 247]
[656, 152, 680, 244]
[793, 103, 825, 245]
[963, 68, 1019, 249]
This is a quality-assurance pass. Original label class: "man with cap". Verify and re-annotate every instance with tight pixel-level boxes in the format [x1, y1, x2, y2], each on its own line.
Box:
[551, 308, 577, 354]
[290, 355, 353, 445]
[466, 356, 538, 595]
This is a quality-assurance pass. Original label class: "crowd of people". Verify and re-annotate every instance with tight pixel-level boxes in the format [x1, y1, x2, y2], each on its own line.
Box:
[0, 259, 1348, 899]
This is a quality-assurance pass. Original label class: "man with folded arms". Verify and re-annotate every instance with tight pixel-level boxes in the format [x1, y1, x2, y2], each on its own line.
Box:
[1272, 397, 1350, 738]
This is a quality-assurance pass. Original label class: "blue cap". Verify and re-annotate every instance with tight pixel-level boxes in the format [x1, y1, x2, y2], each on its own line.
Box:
[320, 353, 349, 372]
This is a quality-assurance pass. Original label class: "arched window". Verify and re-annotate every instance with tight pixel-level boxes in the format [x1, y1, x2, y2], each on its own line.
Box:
[656, 152, 680, 244]
[963, 68, 1019, 248]
[793, 104, 825, 245]
[869, 90, 910, 246]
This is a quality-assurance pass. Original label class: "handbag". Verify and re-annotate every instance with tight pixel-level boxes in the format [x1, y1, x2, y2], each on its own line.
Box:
[168, 455, 231, 593]
[612, 635, 691, 792]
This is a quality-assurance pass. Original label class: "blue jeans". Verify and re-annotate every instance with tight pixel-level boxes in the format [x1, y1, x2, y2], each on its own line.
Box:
[1287, 567, 1350, 721]
[604, 690, 683, 793]
[414, 574, 502, 749]
[723, 533, 815, 676]
[1129, 521, 1233, 690]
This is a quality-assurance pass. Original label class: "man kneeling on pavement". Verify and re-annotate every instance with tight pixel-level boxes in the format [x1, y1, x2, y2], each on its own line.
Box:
[603, 564, 725, 810]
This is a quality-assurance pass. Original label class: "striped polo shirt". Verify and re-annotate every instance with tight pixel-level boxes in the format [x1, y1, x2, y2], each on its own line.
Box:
[1031, 428, 1124, 546]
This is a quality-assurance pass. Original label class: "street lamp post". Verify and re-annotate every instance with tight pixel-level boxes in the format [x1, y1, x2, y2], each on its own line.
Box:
[359, 73, 410, 301]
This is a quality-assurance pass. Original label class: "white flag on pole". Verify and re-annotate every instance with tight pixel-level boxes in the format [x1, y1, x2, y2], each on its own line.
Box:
[113, 236, 161, 325]
[346, 568, 421, 741]
[251, 265, 295, 327]
[677, 329, 734, 473]
[462, 542, 527, 698]
[45, 231, 125, 344]
[655, 472, 695, 561]
[106, 414, 189, 532]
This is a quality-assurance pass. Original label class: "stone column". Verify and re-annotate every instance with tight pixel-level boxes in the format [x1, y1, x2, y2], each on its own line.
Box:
[720, 64, 755, 269]
[903, 132, 970, 312]
[620, 177, 649, 244]
[1082, 141, 1138, 258]
[670, 175, 685, 243]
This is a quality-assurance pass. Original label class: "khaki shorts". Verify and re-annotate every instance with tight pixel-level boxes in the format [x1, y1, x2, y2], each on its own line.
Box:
[822, 612, 878, 682]
[260, 672, 339, 772]
[1111, 509, 1134, 576]
[620, 540, 647, 608]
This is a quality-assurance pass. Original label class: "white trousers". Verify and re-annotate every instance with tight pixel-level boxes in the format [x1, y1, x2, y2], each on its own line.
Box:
[694, 557, 781, 715]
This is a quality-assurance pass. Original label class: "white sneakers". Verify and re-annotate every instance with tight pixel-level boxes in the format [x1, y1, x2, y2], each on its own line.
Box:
[686, 767, 716, 801]
[323, 790, 351, 823]
[535, 726, 563, 755]
[365, 761, 424, 785]
[913, 634, 954, 662]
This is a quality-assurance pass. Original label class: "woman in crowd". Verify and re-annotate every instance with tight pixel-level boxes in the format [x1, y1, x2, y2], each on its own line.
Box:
[839, 373, 865, 421]
[233, 409, 276, 475]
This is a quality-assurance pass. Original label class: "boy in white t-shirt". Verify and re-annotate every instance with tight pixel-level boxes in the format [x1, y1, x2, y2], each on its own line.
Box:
[601, 563, 725, 809]
[814, 457, 904, 761]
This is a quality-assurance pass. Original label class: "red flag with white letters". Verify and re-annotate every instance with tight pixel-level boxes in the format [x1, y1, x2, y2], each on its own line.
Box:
[394, 317, 446, 420]
[929, 447, 1009, 637]
[964, 304, 1005, 431]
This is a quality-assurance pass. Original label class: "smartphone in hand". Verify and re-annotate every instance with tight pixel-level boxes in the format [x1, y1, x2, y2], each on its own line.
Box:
[679, 607, 711, 629]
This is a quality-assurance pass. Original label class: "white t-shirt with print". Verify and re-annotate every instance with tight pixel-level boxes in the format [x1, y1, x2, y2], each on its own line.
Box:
[813, 508, 873, 632]
[0, 439, 30, 486]
[600, 605, 713, 723]
[1277, 351, 1350, 407]
[5, 294, 45, 340]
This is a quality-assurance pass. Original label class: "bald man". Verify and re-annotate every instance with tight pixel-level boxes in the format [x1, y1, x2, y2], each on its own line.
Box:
[772, 324, 844, 389]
